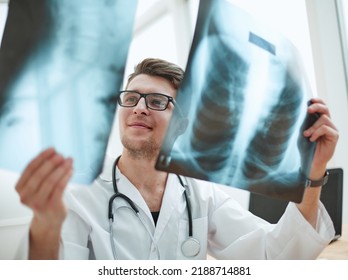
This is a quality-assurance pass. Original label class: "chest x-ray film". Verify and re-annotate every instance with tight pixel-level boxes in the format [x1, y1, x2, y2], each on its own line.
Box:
[156, 0, 317, 203]
[0, 0, 137, 184]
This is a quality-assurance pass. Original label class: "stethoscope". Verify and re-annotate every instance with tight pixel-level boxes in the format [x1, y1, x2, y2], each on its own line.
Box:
[108, 156, 201, 259]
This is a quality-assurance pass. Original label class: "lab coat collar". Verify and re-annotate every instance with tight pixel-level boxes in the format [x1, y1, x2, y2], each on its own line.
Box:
[98, 154, 116, 182]
[97, 155, 149, 215]
[154, 173, 186, 241]
[98, 155, 186, 239]
[115, 167, 153, 221]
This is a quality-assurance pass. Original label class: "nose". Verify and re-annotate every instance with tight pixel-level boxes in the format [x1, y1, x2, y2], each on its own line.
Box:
[133, 96, 149, 115]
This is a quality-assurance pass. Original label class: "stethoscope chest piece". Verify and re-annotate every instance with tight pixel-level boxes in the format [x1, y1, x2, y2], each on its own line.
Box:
[181, 237, 200, 257]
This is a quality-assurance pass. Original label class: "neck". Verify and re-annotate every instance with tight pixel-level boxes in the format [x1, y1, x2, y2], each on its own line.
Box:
[117, 151, 168, 211]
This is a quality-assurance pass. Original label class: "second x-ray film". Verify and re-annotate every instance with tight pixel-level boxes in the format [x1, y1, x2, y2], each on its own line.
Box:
[0, 0, 137, 184]
[156, 0, 317, 202]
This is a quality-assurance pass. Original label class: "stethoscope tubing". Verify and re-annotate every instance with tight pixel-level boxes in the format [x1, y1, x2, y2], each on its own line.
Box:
[178, 175, 193, 237]
[108, 156, 199, 258]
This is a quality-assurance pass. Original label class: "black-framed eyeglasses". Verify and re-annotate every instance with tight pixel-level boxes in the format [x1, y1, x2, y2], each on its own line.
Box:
[118, 90, 175, 111]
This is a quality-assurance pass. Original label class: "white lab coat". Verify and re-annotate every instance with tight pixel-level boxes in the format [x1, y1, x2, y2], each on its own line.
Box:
[58, 157, 335, 260]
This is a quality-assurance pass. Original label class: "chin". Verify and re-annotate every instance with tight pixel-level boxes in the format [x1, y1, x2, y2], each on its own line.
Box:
[122, 136, 160, 154]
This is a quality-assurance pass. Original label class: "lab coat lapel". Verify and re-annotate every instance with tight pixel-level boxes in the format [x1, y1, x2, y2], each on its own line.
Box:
[115, 168, 153, 223]
[154, 173, 185, 241]
[101, 156, 154, 225]
[100, 156, 185, 238]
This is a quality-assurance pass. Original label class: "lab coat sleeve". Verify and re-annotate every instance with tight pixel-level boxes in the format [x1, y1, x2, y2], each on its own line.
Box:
[12, 213, 90, 260]
[13, 224, 30, 259]
[59, 210, 91, 260]
[208, 194, 335, 259]
[59, 181, 115, 260]
[59, 189, 93, 260]
[268, 202, 334, 259]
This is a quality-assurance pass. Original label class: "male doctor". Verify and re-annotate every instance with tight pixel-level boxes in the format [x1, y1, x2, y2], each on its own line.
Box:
[16, 58, 339, 259]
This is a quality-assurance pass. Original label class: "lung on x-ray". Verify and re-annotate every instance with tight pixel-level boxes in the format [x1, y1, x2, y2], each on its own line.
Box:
[0, 0, 137, 184]
[156, 0, 317, 202]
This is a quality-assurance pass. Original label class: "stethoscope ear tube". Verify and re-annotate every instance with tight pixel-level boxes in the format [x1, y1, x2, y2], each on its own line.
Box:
[183, 187, 193, 237]
[109, 156, 201, 258]
[108, 193, 139, 220]
[109, 156, 140, 221]
[178, 175, 201, 257]
[177, 175, 193, 238]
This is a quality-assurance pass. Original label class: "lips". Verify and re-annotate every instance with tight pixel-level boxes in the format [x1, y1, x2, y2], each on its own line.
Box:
[128, 121, 152, 129]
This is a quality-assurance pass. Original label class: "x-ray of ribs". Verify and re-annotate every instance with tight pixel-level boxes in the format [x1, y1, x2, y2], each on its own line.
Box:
[190, 37, 248, 173]
[0, 0, 136, 183]
[241, 72, 302, 180]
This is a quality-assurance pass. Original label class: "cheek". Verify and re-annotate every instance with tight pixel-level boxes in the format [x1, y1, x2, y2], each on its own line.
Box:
[118, 110, 127, 133]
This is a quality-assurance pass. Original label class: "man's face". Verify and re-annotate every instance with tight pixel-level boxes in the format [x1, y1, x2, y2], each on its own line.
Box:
[118, 74, 176, 159]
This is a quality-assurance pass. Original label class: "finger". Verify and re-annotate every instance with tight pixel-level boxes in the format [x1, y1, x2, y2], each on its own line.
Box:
[303, 114, 338, 137]
[309, 97, 326, 105]
[30, 158, 73, 211]
[48, 166, 74, 206]
[308, 101, 331, 117]
[307, 125, 339, 143]
[16, 148, 56, 192]
[19, 154, 66, 204]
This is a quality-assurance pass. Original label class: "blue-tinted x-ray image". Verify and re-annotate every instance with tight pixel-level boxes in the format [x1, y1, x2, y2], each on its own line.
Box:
[156, 0, 317, 202]
[0, 0, 137, 184]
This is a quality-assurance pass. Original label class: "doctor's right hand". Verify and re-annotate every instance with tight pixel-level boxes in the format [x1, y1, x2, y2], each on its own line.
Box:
[15, 148, 73, 252]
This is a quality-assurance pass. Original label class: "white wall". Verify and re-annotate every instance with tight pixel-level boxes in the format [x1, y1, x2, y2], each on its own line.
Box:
[0, 169, 32, 259]
[305, 0, 348, 223]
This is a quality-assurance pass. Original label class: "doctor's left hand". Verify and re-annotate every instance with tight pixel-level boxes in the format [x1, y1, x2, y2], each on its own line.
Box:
[15, 148, 73, 259]
[297, 98, 338, 229]
[303, 98, 339, 179]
